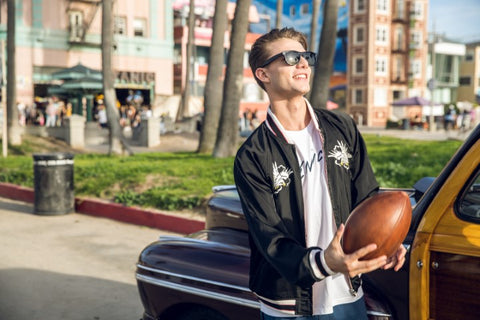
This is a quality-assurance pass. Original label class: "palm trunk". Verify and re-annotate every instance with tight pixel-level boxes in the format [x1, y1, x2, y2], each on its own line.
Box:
[213, 0, 251, 158]
[197, 0, 228, 153]
[276, 0, 283, 29]
[309, 0, 338, 110]
[6, 0, 21, 146]
[102, 0, 132, 155]
[177, 0, 195, 121]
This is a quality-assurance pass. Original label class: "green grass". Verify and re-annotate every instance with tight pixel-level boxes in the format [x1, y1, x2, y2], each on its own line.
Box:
[363, 135, 462, 187]
[0, 135, 463, 212]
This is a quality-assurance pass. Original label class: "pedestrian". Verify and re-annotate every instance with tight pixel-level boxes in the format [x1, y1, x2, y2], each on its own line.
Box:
[96, 101, 108, 128]
[45, 98, 57, 127]
[233, 28, 406, 319]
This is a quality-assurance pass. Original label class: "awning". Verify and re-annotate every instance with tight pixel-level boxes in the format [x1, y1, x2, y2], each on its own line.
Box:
[391, 96, 432, 106]
[51, 63, 102, 81]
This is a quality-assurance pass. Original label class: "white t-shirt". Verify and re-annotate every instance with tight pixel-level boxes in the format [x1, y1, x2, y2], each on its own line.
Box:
[261, 110, 362, 317]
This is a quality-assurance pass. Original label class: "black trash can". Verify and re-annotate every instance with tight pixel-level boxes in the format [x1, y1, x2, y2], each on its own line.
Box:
[33, 153, 75, 215]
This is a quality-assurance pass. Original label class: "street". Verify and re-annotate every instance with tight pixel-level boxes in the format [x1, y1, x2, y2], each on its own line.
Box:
[0, 197, 179, 320]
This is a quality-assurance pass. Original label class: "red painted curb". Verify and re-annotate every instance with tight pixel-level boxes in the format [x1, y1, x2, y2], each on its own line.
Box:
[0, 183, 35, 203]
[0, 182, 205, 234]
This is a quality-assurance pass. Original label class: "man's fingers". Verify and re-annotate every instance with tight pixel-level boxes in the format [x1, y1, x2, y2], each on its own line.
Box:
[350, 243, 378, 260]
[335, 224, 345, 243]
[353, 255, 388, 276]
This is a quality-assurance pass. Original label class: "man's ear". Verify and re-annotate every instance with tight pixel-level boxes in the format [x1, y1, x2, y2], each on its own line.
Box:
[255, 68, 270, 85]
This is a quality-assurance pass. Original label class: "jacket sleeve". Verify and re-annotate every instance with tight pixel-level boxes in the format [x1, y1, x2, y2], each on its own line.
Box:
[234, 148, 326, 288]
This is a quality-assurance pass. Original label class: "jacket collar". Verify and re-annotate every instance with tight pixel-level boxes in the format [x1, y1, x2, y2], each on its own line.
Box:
[265, 97, 320, 144]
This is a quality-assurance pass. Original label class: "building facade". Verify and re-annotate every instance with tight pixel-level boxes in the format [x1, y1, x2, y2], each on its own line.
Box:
[426, 34, 465, 107]
[458, 41, 480, 104]
[0, 0, 173, 120]
[347, 0, 429, 127]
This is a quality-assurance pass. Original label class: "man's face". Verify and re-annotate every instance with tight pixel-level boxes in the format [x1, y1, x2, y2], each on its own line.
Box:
[257, 38, 312, 98]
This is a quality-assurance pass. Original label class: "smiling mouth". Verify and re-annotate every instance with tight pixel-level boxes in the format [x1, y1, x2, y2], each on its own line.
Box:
[293, 74, 308, 80]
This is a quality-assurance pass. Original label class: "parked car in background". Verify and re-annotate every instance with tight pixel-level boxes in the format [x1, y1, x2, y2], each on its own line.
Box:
[136, 124, 480, 320]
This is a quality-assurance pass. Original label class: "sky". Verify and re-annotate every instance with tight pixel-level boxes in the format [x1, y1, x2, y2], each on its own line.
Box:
[428, 0, 480, 42]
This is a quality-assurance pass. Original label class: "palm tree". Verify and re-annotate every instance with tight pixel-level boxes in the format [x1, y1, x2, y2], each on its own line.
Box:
[6, 0, 21, 146]
[309, 0, 321, 51]
[197, 0, 228, 153]
[177, 0, 195, 121]
[276, 0, 283, 29]
[101, 0, 132, 155]
[309, 0, 338, 110]
[213, 0, 251, 158]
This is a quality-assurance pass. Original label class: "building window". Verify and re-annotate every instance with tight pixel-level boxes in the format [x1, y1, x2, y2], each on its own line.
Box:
[290, 5, 296, 17]
[114, 16, 127, 35]
[374, 88, 388, 106]
[376, 25, 389, 45]
[353, 88, 364, 104]
[459, 77, 471, 86]
[354, 56, 365, 74]
[410, 31, 422, 49]
[393, 90, 403, 100]
[354, 0, 366, 14]
[410, 59, 422, 79]
[375, 56, 388, 75]
[396, 0, 405, 19]
[377, 0, 389, 13]
[300, 4, 309, 15]
[354, 25, 365, 44]
[69, 11, 84, 42]
[395, 57, 403, 80]
[411, 1, 423, 19]
[133, 18, 147, 37]
[395, 27, 404, 50]
[465, 51, 474, 61]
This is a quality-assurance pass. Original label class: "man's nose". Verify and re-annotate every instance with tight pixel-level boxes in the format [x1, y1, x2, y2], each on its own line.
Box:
[297, 56, 309, 68]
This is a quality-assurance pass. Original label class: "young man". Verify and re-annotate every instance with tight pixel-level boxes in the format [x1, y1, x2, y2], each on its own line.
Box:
[233, 28, 406, 319]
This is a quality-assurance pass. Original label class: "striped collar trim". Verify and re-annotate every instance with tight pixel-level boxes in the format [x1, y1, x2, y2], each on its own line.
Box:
[266, 98, 320, 144]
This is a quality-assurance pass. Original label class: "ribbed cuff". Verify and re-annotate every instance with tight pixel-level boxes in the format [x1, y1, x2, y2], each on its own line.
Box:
[319, 250, 336, 275]
[310, 249, 325, 280]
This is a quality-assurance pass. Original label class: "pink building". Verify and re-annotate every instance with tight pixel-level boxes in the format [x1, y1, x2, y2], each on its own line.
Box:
[0, 0, 173, 121]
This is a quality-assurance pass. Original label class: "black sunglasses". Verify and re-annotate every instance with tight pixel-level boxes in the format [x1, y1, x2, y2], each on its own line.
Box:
[259, 50, 317, 68]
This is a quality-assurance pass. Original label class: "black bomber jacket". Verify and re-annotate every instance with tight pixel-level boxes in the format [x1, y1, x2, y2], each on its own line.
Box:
[233, 107, 379, 315]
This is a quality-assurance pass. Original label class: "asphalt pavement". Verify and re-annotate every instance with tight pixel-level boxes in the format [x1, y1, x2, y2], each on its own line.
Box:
[0, 197, 179, 320]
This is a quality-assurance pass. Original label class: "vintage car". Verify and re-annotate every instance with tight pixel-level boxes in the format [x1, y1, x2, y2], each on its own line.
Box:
[136, 124, 480, 320]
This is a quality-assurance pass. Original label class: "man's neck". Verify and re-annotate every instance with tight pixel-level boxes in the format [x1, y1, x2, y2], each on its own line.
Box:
[270, 96, 311, 131]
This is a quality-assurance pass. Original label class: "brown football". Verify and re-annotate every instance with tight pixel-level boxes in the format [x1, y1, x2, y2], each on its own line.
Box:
[342, 191, 412, 260]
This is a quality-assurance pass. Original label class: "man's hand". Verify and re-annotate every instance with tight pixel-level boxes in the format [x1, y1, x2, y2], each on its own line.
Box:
[382, 244, 407, 271]
[323, 224, 387, 278]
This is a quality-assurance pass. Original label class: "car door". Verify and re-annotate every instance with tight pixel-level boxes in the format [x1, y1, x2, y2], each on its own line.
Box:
[409, 137, 480, 320]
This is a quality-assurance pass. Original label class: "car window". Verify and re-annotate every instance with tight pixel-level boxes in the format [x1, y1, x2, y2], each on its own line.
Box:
[458, 169, 480, 222]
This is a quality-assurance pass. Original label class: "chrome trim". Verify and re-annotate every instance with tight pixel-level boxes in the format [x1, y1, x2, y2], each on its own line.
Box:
[156, 234, 250, 252]
[366, 310, 392, 317]
[136, 273, 260, 309]
[212, 185, 237, 193]
[137, 264, 250, 292]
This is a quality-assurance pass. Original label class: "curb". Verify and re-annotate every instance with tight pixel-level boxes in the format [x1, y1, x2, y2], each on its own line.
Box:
[0, 182, 205, 234]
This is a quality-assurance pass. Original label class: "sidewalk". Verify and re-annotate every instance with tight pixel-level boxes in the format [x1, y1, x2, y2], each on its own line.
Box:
[359, 126, 474, 141]
[0, 196, 177, 320]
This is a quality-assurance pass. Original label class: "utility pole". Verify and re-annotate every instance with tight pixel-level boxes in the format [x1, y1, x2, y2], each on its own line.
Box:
[1, 39, 7, 157]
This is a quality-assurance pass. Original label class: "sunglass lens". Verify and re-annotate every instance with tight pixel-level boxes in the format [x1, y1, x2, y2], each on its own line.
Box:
[284, 51, 300, 66]
[304, 52, 316, 66]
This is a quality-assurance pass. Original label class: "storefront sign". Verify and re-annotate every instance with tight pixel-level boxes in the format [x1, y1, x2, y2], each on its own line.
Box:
[116, 71, 155, 84]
